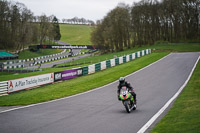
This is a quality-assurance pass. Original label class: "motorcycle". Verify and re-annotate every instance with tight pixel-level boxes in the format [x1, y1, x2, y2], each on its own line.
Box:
[119, 86, 136, 113]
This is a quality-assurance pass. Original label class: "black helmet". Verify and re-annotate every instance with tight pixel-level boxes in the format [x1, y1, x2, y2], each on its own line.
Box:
[119, 77, 125, 84]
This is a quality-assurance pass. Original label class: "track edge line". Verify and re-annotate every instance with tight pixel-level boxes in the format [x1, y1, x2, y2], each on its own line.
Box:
[0, 53, 171, 114]
[137, 55, 200, 133]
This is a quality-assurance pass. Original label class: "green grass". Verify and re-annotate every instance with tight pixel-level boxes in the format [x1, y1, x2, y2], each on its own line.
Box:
[0, 48, 64, 62]
[0, 43, 199, 82]
[0, 52, 168, 106]
[56, 47, 150, 67]
[151, 59, 200, 133]
[17, 49, 63, 59]
[1, 24, 93, 61]
[60, 24, 93, 45]
[0, 47, 150, 81]
[56, 43, 200, 69]
[152, 43, 200, 52]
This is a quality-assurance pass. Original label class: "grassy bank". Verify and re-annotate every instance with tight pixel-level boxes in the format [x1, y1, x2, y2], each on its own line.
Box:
[60, 24, 93, 45]
[0, 52, 168, 106]
[151, 59, 200, 133]
[18, 49, 64, 59]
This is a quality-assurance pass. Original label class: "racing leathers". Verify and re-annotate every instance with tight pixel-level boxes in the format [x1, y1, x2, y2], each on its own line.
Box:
[117, 81, 137, 103]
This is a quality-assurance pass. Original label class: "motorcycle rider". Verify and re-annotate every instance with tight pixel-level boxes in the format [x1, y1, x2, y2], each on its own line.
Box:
[117, 77, 137, 104]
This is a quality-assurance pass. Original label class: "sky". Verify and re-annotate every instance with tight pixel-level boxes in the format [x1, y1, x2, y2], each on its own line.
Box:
[14, 0, 141, 22]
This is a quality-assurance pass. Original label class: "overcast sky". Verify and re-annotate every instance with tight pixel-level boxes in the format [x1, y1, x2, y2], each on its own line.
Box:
[15, 0, 141, 22]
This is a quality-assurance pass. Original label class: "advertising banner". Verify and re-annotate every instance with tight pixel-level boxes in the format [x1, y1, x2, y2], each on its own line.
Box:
[8, 73, 54, 93]
[36, 45, 96, 50]
[60, 68, 83, 81]
[54, 72, 62, 82]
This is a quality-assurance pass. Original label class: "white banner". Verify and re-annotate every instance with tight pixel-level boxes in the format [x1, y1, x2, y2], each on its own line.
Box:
[88, 64, 95, 74]
[101, 61, 106, 70]
[8, 73, 54, 93]
[146, 49, 149, 54]
[119, 57, 123, 64]
[110, 59, 115, 67]
[137, 51, 140, 57]
[142, 50, 145, 56]
[126, 55, 130, 62]
[132, 53, 136, 60]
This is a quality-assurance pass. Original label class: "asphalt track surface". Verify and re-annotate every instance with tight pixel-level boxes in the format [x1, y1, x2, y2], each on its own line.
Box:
[0, 52, 199, 133]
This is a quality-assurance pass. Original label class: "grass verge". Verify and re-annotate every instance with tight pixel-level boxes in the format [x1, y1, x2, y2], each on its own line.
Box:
[152, 43, 200, 52]
[151, 59, 200, 133]
[0, 52, 168, 106]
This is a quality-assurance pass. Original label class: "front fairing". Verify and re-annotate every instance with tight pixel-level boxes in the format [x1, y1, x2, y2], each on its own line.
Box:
[120, 93, 132, 100]
[119, 87, 132, 100]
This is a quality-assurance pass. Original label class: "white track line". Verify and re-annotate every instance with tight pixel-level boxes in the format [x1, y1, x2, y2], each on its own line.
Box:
[137, 55, 200, 133]
[0, 53, 172, 114]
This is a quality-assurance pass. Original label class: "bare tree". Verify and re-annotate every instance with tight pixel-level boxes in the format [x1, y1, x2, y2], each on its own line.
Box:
[91, 0, 200, 52]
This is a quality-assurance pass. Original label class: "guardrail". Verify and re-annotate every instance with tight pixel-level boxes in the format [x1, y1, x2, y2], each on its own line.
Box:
[0, 81, 8, 95]
[0, 49, 151, 95]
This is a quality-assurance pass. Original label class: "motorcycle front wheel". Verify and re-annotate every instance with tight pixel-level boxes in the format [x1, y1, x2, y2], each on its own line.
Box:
[123, 101, 131, 113]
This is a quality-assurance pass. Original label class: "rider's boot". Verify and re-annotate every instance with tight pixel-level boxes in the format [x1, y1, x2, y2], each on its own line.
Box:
[131, 92, 137, 104]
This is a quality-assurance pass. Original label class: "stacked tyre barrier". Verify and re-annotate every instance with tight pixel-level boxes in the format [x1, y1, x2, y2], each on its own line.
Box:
[0, 49, 151, 95]
[2, 63, 24, 69]
[2, 49, 67, 69]
[34, 54, 68, 65]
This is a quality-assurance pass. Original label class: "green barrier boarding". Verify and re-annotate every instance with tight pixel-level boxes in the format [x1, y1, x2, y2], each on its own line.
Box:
[106, 60, 111, 68]
[115, 58, 119, 65]
[95, 63, 101, 72]
[81, 49, 150, 76]
[123, 56, 126, 63]
[129, 54, 132, 61]
[82, 66, 89, 75]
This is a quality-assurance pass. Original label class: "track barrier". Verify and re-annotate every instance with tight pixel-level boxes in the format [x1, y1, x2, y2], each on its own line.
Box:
[0, 49, 151, 95]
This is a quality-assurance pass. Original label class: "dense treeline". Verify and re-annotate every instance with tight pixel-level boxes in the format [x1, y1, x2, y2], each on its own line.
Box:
[0, 0, 61, 51]
[62, 17, 95, 25]
[91, 0, 200, 52]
